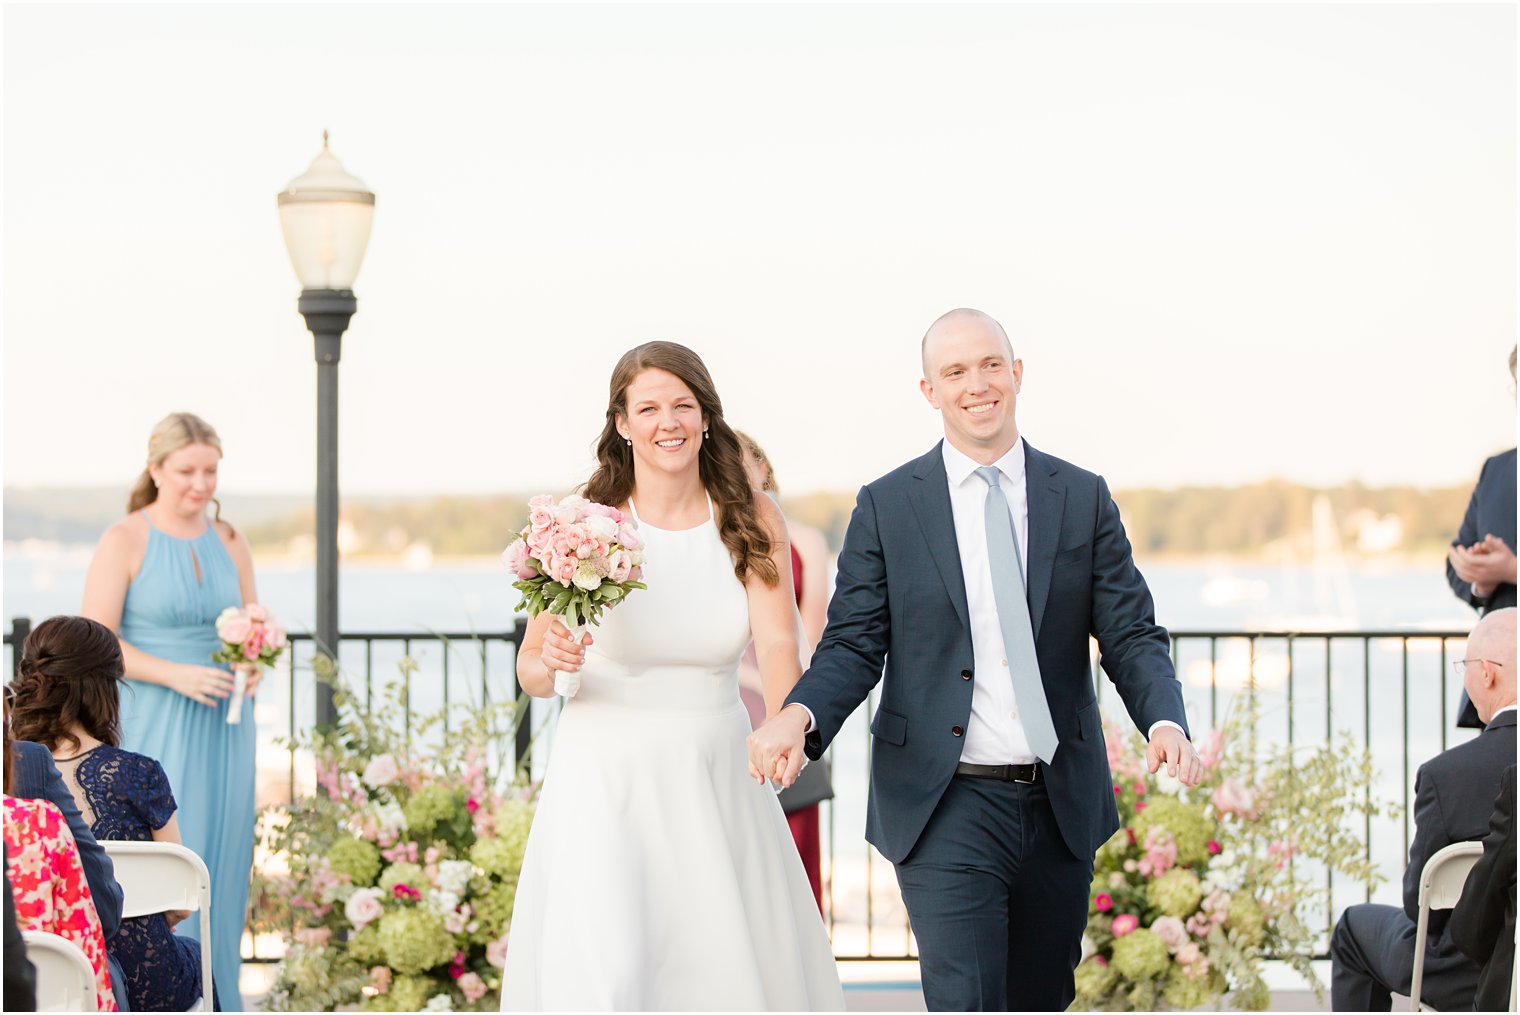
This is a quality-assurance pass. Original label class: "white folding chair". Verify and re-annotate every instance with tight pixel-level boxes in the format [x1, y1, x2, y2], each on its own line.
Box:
[23, 929, 100, 1012]
[103, 841, 214, 1012]
[1410, 839, 1485, 1011]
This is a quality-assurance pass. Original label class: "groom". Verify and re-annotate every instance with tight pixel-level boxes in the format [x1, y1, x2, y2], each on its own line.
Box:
[749, 308, 1202, 1010]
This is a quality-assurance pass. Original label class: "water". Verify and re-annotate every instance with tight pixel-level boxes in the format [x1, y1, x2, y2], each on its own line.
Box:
[2, 543, 1484, 957]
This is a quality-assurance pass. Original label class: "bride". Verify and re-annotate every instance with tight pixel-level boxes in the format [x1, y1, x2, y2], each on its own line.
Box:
[500, 342, 845, 1011]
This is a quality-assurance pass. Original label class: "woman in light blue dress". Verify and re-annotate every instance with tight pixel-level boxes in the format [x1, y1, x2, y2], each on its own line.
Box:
[82, 412, 262, 1011]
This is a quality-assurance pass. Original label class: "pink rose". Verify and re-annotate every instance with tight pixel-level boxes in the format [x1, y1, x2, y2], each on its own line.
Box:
[530, 506, 556, 531]
[1111, 913, 1139, 937]
[502, 539, 540, 580]
[295, 926, 331, 948]
[608, 550, 632, 583]
[345, 888, 384, 928]
[552, 556, 577, 586]
[1150, 915, 1188, 952]
[1094, 893, 1113, 912]
[563, 524, 589, 551]
[486, 935, 510, 969]
[266, 624, 287, 650]
[242, 637, 262, 660]
[628, 564, 644, 583]
[551, 502, 578, 524]
[1132, 781, 1147, 796]
[1213, 778, 1260, 819]
[245, 603, 269, 622]
[458, 972, 487, 1002]
[362, 754, 400, 788]
[1207, 839, 1222, 855]
[220, 615, 253, 644]
[617, 524, 644, 552]
[529, 494, 554, 509]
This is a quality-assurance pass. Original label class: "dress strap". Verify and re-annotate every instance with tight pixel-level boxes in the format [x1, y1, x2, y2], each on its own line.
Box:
[626, 499, 641, 525]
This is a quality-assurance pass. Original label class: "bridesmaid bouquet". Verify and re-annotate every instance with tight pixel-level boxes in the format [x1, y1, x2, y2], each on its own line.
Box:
[211, 603, 287, 725]
[502, 494, 647, 698]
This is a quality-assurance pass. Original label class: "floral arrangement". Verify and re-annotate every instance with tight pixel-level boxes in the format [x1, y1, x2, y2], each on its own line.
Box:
[1073, 703, 1394, 1011]
[252, 658, 533, 1011]
[211, 603, 286, 724]
[502, 493, 647, 631]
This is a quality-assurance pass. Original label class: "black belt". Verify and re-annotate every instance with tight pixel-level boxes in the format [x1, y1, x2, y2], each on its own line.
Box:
[955, 762, 1041, 784]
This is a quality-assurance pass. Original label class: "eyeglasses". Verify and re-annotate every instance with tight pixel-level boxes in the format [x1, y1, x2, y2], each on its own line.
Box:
[1452, 658, 1507, 678]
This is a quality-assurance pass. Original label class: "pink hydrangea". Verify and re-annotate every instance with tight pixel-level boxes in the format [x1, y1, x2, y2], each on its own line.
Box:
[458, 973, 487, 1002]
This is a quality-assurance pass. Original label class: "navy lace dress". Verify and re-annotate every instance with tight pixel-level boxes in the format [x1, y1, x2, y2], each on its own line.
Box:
[56, 745, 216, 1012]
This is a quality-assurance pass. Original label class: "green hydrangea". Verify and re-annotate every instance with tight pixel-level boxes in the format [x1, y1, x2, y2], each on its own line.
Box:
[1227, 893, 1266, 947]
[362, 973, 433, 1012]
[470, 839, 523, 885]
[406, 784, 463, 840]
[495, 798, 534, 855]
[1074, 957, 1118, 1000]
[1150, 867, 1203, 918]
[348, 923, 384, 965]
[286, 944, 335, 995]
[329, 837, 382, 887]
[376, 908, 457, 975]
[1111, 928, 1169, 981]
[469, 883, 516, 945]
[1163, 967, 1215, 1010]
[1131, 797, 1213, 867]
[379, 862, 426, 896]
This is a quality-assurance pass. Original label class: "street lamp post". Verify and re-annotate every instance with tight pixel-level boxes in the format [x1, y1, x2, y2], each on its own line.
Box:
[277, 132, 375, 727]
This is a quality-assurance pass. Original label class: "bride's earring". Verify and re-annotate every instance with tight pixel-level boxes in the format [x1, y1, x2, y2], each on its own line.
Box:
[623, 434, 632, 447]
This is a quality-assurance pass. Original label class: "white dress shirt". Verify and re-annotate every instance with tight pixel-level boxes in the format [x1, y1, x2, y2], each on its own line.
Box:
[943, 438, 1041, 764]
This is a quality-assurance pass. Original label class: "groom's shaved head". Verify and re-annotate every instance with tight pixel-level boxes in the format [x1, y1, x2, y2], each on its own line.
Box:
[921, 308, 1015, 378]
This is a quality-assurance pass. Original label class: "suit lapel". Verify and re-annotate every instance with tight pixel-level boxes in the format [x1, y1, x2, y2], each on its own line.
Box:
[1023, 440, 1065, 639]
[908, 444, 971, 634]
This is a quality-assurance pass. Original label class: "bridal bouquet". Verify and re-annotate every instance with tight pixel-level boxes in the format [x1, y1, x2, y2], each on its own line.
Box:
[210, 603, 286, 724]
[502, 494, 647, 697]
[1074, 703, 1393, 1011]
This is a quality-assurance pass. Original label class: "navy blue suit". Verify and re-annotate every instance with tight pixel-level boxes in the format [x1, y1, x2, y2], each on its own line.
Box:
[787, 440, 1188, 1009]
[11, 740, 130, 1011]
[1447, 448, 1516, 729]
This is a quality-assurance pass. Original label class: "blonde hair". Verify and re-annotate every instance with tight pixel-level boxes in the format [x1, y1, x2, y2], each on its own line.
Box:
[127, 413, 229, 528]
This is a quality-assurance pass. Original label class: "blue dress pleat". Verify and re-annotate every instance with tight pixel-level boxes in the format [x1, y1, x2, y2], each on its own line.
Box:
[118, 512, 254, 1012]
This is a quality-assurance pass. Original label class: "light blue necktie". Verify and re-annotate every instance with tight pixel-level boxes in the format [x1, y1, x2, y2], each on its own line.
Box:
[976, 466, 1060, 764]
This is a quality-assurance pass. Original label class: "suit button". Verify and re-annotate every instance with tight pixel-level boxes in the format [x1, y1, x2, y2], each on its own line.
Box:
[951, 725, 964, 737]
[961, 669, 973, 680]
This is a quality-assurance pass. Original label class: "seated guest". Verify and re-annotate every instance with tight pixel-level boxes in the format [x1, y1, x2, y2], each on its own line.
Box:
[1330, 607, 1518, 1011]
[3, 703, 118, 1012]
[10, 616, 214, 1012]
[1449, 764, 1516, 1012]
[7, 696, 129, 1011]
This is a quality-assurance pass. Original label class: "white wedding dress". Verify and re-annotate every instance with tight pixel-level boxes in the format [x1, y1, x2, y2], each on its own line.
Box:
[500, 497, 845, 1012]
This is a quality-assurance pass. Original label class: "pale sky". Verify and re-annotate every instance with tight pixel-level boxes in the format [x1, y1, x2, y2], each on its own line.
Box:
[4, 3, 1515, 499]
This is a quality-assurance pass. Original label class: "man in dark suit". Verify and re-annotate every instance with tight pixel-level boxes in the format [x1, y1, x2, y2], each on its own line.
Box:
[748, 308, 1200, 1010]
[1446, 346, 1516, 729]
[1330, 607, 1517, 1011]
[11, 739, 130, 1011]
[1450, 763, 1516, 1013]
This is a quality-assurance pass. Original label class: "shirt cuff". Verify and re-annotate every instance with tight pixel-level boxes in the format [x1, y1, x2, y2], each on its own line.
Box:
[792, 703, 817, 734]
[1147, 720, 1185, 741]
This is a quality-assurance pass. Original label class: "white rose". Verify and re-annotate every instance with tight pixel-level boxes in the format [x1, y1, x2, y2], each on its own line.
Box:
[362, 753, 401, 788]
[372, 799, 407, 832]
[585, 514, 618, 541]
[436, 860, 475, 896]
[345, 887, 385, 929]
[424, 994, 454, 1011]
[427, 889, 461, 915]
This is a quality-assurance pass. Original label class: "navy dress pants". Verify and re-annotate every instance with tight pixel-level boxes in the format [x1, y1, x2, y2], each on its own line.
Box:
[895, 775, 1092, 1011]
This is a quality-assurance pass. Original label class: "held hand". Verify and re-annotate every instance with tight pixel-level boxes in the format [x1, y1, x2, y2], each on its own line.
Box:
[746, 704, 809, 789]
[164, 908, 190, 928]
[542, 619, 593, 674]
[234, 663, 263, 698]
[1146, 727, 1203, 787]
[172, 664, 236, 706]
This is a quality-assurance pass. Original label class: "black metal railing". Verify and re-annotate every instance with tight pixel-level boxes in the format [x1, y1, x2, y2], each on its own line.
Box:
[1, 619, 1470, 964]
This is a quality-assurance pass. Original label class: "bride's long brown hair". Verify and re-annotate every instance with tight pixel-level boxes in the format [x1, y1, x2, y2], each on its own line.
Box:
[584, 342, 779, 588]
